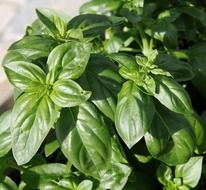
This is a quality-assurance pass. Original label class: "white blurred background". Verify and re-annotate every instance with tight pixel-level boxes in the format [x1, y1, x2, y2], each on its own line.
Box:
[0, 0, 87, 109]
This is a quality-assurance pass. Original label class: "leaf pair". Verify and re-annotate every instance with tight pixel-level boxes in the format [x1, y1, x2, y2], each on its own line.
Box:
[56, 104, 131, 189]
[112, 52, 201, 165]
[113, 52, 194, 149]
[3, 41, 92, 165]
[36, 8, 70, 39]
[157, 156, 203, 189]
[115, 76, 196, 164]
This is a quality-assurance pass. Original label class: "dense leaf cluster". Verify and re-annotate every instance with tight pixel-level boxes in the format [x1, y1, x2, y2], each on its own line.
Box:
[1, 0, 206, 189]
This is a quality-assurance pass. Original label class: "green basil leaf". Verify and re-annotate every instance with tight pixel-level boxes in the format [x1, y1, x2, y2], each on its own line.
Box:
[8, 35, 57, 60]
[44, 139, 59, 157]
[39, 177, 91, 190]
[154, 76, 193, 114]
[19, 182, 37, 190]
[145, 21, 177, 48]
[178, 185, 190, 190]
[104, 36, 123, 54]
[0, 153, 15, 174]
[118, 66, 145, 86]
[184, 113, 206, 153]
[68, 14, 124, 37]
[150, 68, 171, 77]
[157, 164, 173, 186]
[57, 178, 78, 189]
[79, 54, 123, 120]
[115, 81, 155, 148]
[0, 176, 18, 190]
[56, 103, 112, 178]
[12, 93, 59, 165]
[80, 0, 123, 15]
[39, 182, 68, 190]
[4, 61, 46, 92]
[145, 104, 195, 165]
[188, 44, 206, 98]
[156, 53, 194, 82]
[2, 50, 27, 66]
[66, 28, 85, 41]
[178, 7, 206, 27]
[47, 42, 91, 84]
[110, 137, 128, 164]
[132, 141, 152, 164]
[78, 180, 93, 190]
[119, 3, 143, 24]
[142, 75, 156, 95]
[36, 8, 69, 38]
[41, 184, 70, 190]
[99, 137, 131, 190]
[110, 54, 158, 94]
[22, 163, 68, 188]
[26, 19, 49, 36]
[100, 163, 131, 190]
[109, 53, 138, 70]
[25, 155, 46, 167]
[175, 156, 203, 188]
[50, 79, 91, 108]
[0, 111, 12, 157]
[158, 8, 181, 22]
[136, 50, 158, 65]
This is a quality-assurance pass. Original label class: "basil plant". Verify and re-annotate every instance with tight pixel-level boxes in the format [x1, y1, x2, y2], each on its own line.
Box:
[1, 0, 206, 189]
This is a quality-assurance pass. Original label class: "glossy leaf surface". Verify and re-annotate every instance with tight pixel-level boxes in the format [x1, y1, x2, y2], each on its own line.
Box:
[4, 61, 46, 92]
[184, 113, 206, 153]
[2, 50, 28, 67]
[110, 53, 138, 70]
[50, 79, 91, 107]
[99, 138, 131, 190]
[12, 93, 59, 165]
[146, 21, 177, 48]
[157, 164, 173, 186]
[68, 14, 124, 37]
[47, 42, 91, 84]
[1, 1, 206, 189]
[0, 176, 18, 190]
[36, 8, 69, 38]
[44, 139, 59, 157]
[78, 180, 93, 190]
[154, 76, 193, 114]
[175, 156, 203, 188]
[80, 0, 123, 15]
[156, 53, 194, 82]
[22, 163, 68, 188]
[56, 103, 111, 177]
[0, 111, 12, 157]
[145, 104, 195, 165]
[115, 81, 155, 148]
[8, 35, 57, 60]
[79, 54, 123, 120]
